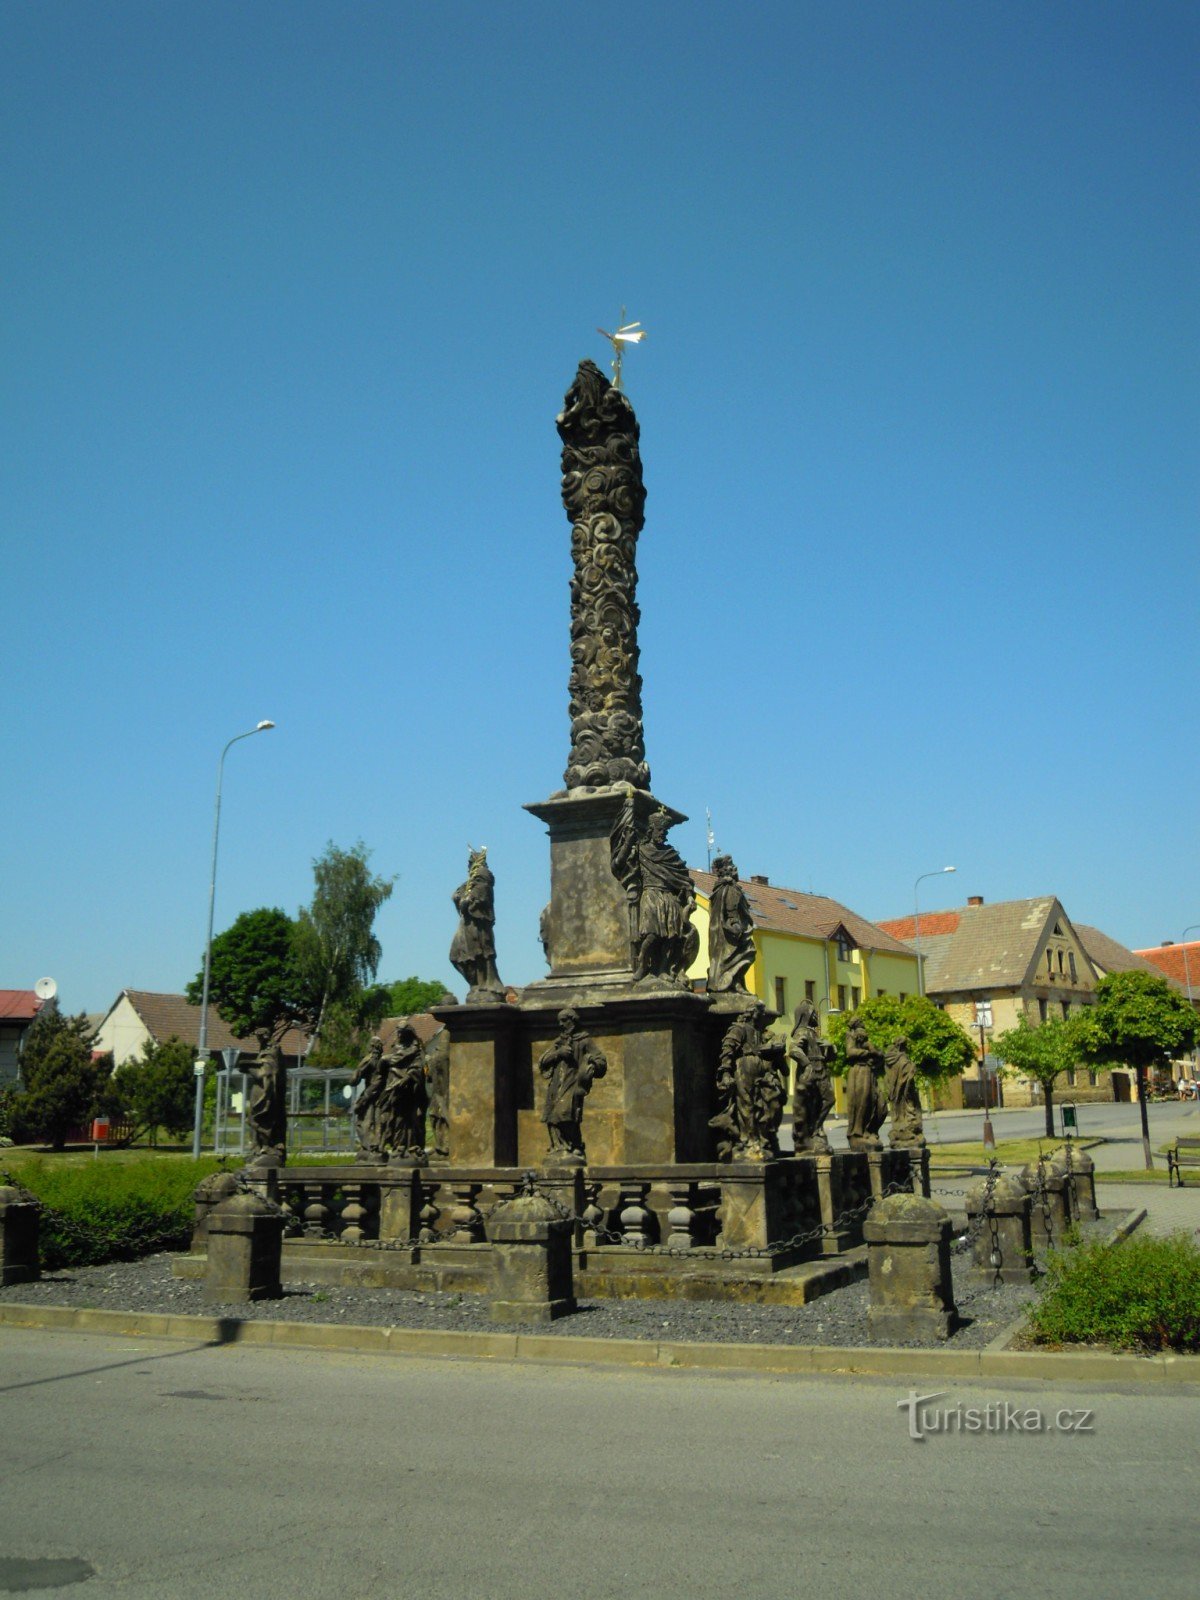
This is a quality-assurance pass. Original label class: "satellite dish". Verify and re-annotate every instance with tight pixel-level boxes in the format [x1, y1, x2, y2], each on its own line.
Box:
[34, 977, 58, 1001]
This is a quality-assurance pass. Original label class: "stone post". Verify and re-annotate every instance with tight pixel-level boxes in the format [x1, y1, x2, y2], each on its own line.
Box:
[1052, 1145, 1099, 1222]
[486, 1183, 575, 1324]
[204, 1189, 285, 1304]
[964, 1173, 1036, 1283]
[1019, 1161, 1070, 1244]
[863, 1193, 958, 1342]
[0, 1182, 41, 1286]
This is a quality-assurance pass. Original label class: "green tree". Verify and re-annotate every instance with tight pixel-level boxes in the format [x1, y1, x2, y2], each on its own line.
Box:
[186, 906, 300, 1044]
[385, 976, 452, 1015]
[292, 841, 395, 1047]
[1073, 971, 1199, 1168]
[306, 987, 393, 1070]
[16, 1010, 111, 1150]
[825, 994, 975, 1085]
[114, 1036, 195, 1146]
[991, 1014, 1082, 1138]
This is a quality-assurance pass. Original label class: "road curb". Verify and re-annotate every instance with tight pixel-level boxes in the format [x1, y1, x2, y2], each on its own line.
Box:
[2, 1300, 1198, 1386]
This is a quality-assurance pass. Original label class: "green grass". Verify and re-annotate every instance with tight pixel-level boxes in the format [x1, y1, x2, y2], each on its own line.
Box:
[926, 1137, 1103, 1167]
[1027, 1232, 1200, 1352]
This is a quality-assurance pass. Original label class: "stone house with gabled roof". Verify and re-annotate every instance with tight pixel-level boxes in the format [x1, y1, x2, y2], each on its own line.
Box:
[875, 896, 1172, 1107]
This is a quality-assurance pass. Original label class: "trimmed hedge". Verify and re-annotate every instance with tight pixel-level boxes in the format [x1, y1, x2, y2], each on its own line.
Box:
[4, 1157, 234, 1270]
[1028, 1232, 1200, 1353]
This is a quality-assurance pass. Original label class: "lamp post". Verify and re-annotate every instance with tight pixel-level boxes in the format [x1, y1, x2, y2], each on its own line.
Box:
[192, 720, 275, 1159]
[913, 867, 956, 998]
[1183, 925, 1200, 1081]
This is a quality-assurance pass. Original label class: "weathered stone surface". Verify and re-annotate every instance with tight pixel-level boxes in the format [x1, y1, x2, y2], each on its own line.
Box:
[1019, 1160, 1071, 1241]
[486, 1181, 575, 1322]
[610, 792, 699, 985]
[711, 1004, 788, 1161]
[1052, 1144, 1100, 1222]
[844, 1019, 886, 1150]
[537, 1008, 607, 1161]
[864, 1192, 958, 1341]
[965, 1173, 1036, 1283]
[438, 1002, 521, 1166]
[557, 358, 649, 792]
[706, 855, 755, 994]
[244, 1042, 287, 1168]
[449, 847, 504, 1002]
[204, 1189, 285, 1303]
[191, 1170, 241, 1251]
[0, 1183, 41, 1286]
[883, 1036, 925, 1148]
[788, 1002, 835, 1153]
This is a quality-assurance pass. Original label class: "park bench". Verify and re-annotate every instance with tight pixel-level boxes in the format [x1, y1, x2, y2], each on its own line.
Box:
[1166, 1135, 1200, 1188]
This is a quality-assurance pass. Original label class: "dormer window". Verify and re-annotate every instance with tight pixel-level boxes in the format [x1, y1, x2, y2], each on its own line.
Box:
[836, 935, 852, 962]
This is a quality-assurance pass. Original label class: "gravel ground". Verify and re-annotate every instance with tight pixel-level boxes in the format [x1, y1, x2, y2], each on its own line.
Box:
[0, 1251, 1037, 1350]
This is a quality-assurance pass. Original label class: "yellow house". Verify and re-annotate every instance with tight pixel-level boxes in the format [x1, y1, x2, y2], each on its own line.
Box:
[688, 868, 921, 1106]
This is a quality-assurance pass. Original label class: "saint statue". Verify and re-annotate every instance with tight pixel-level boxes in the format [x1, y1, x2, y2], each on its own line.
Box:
[711, 1004, 788, 1161]
[788, 1000, 835, 1154]
[610, 794, 699, 984]
[244, 1041, 287, 1167]
[424, 1021, 451, 1160]
[884, 1035, 926, 1148]
[844, 1017, 887, 1150]
[377, 1022, 428, 1161]
[351, 1035, 386, 1161]
[449, 846, 504, 1001]
[538, 1008, 608, 1160]
[706, 855, 755, 994]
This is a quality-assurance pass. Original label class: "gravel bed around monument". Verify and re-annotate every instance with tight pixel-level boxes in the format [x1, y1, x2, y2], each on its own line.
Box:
[0, 1254, 1036, 1349]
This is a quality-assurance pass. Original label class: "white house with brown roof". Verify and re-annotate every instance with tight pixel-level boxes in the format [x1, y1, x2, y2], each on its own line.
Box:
[92, 990, 259, 1068]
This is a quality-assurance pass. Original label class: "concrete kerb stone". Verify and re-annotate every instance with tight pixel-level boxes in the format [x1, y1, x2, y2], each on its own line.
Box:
[3, 1300, 1199, 1384]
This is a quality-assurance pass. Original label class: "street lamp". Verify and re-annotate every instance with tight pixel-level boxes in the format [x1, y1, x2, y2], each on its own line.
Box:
[1183, 925, 1200, 1080]
[914, 867, 956, 998]
[192, 720, 275, 1159]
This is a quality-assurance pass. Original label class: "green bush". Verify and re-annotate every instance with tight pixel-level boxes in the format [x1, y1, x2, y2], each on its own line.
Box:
[4, 1156, 235, 1270]
[1027, 1233, 1200, 1353]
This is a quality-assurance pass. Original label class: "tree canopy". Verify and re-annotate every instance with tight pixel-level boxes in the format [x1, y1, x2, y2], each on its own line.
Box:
[186, 906, 299, 1044]
[385, 976, 453, 1015]
[114, 1035, 195, 1145]
[292, 840, 395, 1045]
[14, 1009, 111, 1149]
[991, 1014, 1082, 1136]
[1073, 971, 1198, 1076]
[825, 994, 976, 1084]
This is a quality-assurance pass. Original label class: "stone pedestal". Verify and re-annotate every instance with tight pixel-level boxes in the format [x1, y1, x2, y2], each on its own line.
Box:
[864, 1193, 958, 1341]
[441, 1002, 521, 1166]
[204, 1190, 285, 1303]
[965, 1174, 1036, 1283]
[1053, 1146, 1099, 1222]
[486, 1187, 575, 1323]
[190, 1171, 241, 1252]
[0, 1183, 41, 1285]
[1020, 1161, 1071, 1243]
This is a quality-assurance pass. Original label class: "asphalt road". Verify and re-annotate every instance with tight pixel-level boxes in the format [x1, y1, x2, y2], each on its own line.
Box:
[2, 1330, 1197, 1599]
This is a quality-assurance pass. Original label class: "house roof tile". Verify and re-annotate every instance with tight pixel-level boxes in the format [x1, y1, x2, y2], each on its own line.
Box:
[0, 990, 41, 1021]
[690, 871, 915, 956]
[1080, 930, 1188, 992]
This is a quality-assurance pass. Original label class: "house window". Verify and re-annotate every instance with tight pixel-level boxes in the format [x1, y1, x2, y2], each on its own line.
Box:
[877, 989, 886, 997]
[899, 992, 907, 1002]
[1088, 1070, 1097, 1087]
[1038, 999, 1048, 1022]
[837, 937, 852, 963]
[1069, 951, 1077, 983]
[837, 984, 848, 1011]
[1061, 1001, 1070, 1021]
[805, 980, 816, 1003]
[1046, 950, 1054, 975]
[851, 986, 861, 1009]
[1057, 949, 1064, 974]
[1066, 1067, 1076, 1086]
[774, 977, 787, 1013]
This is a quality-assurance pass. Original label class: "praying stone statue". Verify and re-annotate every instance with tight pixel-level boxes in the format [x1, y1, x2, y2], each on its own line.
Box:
[378, 1022, 428, 1161]
[244, 1041, 287, 1168]
[351, 1035, 386, 1161]
[711, 1004, 788, 1161]
[538, 1007, 608, 1161]
[884, 1035, 926, 1149]
[449, 846, 504, 1002]
[788, 1000, 835, 1153]
[557, 359, 650, 791]
[706, 855, 755, 994]
[844, 1017, 887, 1150]
[610, 792, 699, 984]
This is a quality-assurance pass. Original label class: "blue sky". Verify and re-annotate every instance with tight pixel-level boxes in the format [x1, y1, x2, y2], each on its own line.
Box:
[4, 1, 1197, 1016]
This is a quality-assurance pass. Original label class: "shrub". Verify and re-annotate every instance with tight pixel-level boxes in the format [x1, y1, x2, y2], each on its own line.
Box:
[4, 1156, 234, 1270]
[1027, 1232, 1200, 1353]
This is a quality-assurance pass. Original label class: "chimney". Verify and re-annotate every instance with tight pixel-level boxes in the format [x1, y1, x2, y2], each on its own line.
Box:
[1162, 940, 1174, 947]
[750, 874, 770, 886]
[967, 896, 984, 907]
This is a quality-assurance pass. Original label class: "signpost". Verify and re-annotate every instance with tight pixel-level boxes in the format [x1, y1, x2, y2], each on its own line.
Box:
[974, 1000, 995, 1150]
